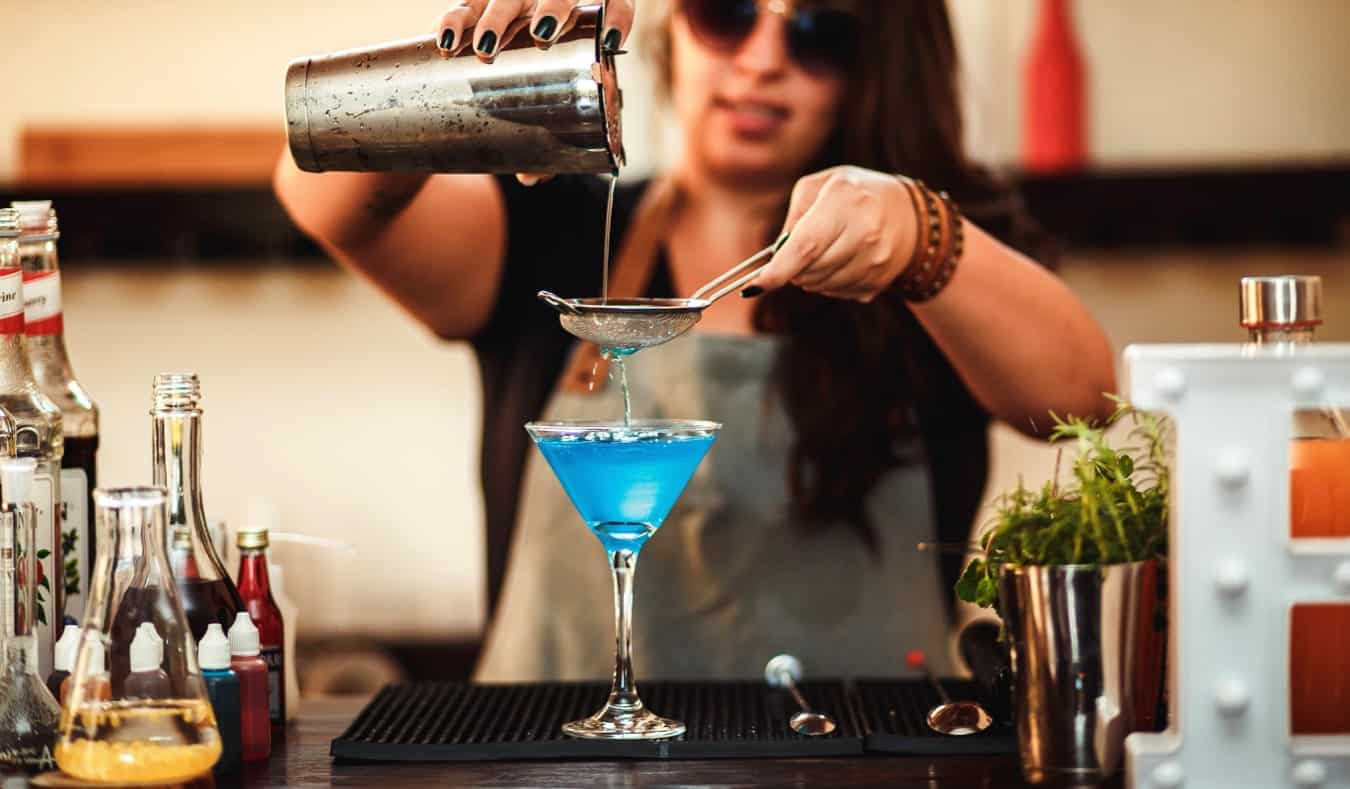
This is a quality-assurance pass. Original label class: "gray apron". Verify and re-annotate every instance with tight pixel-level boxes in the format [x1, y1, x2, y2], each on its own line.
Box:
[476, 333, 953, 681]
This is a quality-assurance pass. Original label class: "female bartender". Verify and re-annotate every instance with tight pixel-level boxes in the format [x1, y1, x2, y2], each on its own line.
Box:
[275, 0, 1116, 679]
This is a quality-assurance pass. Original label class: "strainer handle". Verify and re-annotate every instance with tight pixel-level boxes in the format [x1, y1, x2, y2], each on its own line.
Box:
[690, 233, 789, 303]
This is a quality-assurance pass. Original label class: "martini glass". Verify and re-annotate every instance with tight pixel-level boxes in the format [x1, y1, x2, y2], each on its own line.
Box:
[526, 419, 720, 740]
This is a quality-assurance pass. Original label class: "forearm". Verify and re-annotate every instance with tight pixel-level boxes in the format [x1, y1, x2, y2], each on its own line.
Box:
[273, 150, 429, 249]
[910, 221, 1117, 434]
[273, 150, 506, 339]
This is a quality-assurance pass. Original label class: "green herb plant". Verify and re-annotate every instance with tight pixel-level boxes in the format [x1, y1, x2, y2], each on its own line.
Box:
[956, 398, 1170, 609]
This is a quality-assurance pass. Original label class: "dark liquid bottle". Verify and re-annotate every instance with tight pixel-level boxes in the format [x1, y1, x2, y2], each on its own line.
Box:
[150, 374, 242, 643]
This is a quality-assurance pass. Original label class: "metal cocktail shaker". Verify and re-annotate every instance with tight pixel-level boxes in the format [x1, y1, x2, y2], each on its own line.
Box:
[284, 4, 623, 175]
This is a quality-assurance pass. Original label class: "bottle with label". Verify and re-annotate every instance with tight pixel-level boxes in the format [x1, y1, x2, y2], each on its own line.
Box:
[12, 200, 98, 626]
[228, 612, 271, 762]
[150, 373, 243, 643]
[1240, 275, 1350, 735]
[236, 527, 285, 727]
[0, 457, 61, 775]
[199, 623, 242, 774]
[0, 208, 63, 680]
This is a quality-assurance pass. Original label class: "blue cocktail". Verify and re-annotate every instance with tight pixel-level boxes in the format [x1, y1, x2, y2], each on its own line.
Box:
[526, 419, 719, 740]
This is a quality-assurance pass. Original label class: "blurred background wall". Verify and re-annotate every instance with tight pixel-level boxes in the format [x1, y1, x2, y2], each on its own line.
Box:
[4, 0, 1350, 175]
[1, 1, 1347, 685]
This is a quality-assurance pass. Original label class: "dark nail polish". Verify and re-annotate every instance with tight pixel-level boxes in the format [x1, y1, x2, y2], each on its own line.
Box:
[741, 286, 765, 299]
[533, 16, 558, 41]
[477, 30, 498, 56]
[439, 29, 455, 50]
[603, 28, 621, 52]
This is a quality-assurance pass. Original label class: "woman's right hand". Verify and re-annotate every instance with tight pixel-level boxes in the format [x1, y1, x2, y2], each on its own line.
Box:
[435, 1, 633, 186]
[436, 0, 635, 61]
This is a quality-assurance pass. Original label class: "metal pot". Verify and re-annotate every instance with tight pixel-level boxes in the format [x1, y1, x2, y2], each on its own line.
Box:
[284, 3, 622, 175]
[999, 559, 1166, 786]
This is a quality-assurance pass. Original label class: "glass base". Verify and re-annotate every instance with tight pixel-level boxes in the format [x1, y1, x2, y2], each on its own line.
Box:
[562, 705, 686, 740]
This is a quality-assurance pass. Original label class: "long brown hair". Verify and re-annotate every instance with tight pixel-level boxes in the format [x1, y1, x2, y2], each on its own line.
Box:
[653, 1, 1052, 549]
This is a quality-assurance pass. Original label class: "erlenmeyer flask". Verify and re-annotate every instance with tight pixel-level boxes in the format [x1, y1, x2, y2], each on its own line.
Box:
[55, 487, 221, 783]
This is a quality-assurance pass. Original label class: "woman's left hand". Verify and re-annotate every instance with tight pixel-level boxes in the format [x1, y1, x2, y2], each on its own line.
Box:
[749, 166, 918, 303]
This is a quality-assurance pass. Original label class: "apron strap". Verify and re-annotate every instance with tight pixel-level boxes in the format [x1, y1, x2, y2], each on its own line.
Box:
[560, 176, 682, 394]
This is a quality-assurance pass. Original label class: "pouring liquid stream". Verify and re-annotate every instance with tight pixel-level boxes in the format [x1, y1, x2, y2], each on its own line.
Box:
[601, 172, 616, 303]
[598, 171, 632, 425]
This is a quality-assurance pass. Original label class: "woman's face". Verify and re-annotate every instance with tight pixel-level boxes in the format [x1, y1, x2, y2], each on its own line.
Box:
[669, 4, 847, 188]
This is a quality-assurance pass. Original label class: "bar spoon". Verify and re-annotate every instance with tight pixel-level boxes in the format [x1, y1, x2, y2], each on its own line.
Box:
[764, 654, 837, 736]
[906, 650, 994, 736]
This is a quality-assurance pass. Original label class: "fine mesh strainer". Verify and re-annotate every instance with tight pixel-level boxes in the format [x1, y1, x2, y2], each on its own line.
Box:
[538, 233, 788, 353]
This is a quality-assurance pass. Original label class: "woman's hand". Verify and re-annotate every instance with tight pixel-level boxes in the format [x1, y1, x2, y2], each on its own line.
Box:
[749, 166, 919, 303]
[435, 0, 634, 59]
[434, 1, 633, 186]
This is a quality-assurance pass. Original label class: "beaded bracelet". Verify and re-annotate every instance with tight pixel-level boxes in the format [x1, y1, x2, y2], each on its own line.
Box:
[895, 177, 964, 302]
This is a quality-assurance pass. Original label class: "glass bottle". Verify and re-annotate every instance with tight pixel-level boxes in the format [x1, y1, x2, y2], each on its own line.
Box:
[13, 200, 99, 626]
[198, 623, 242, 774]
[270, 563, 300, 722]
[236, 527, 285, 726]
[56, 486, 221, 783]
[1240, 275, 1350, 735]
[150, 373, 243, 642]
[228, 612, 270, 761]
[0, 457, 60, 774]
[0, 208, 63, 680]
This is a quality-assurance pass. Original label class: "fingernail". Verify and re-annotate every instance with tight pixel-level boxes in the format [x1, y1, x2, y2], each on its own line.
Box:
[533, 15, 558, 41]
[439, 28, 456, 51]
[741, 286, 764, 299]
[477, 30, 498, 56]
[603, 28, 621, 52]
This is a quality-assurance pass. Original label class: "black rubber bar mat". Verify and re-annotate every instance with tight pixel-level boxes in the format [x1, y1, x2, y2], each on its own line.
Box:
[331, 680, 867, 761]
[855, 679, 1017, 755]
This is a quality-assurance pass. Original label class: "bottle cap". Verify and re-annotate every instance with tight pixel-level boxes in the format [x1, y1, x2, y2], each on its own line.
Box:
[10, 200, 58, 239]
[80, 638, 107, 676]
[0, 208, 19, 238]
[1240, 275, 1322, 328]
[130, 622, 164, 673]
[199, 623, 232, 670]
[0, 457, 37, 508]
[54, 624, 80, 672]
[151, 372, 202, 412]
[228, 611, 261, 656]
[236, 527, 269, 551]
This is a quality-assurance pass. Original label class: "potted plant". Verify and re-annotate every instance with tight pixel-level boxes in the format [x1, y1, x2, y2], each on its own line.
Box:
[957, 401, 1169, 786]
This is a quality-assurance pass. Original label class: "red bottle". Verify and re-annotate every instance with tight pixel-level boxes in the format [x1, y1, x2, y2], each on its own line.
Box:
[227, 612, 271, 762]
[236, 527, 286, 727]
[1023, 0, 1087, 172]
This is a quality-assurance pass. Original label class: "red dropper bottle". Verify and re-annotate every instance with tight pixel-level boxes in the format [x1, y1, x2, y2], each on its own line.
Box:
[235, 527, 286, 727]
[227, 612, 271, 762]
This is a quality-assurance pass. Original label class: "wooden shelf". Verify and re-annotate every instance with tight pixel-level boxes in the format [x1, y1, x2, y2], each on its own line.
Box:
[18, 125, 285, 188]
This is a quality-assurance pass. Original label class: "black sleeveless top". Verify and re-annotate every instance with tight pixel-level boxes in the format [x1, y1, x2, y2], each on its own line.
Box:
[469, 174, 1053, 621]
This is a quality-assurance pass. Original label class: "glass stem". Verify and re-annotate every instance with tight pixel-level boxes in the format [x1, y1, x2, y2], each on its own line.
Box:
[605, 547, 642, 713]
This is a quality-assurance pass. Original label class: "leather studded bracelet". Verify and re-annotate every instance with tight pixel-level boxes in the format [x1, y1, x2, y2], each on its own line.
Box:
[895, 176, 964, 302]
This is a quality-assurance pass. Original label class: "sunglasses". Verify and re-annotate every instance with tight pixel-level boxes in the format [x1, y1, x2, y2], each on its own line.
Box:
[679, 0, 862, 76]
